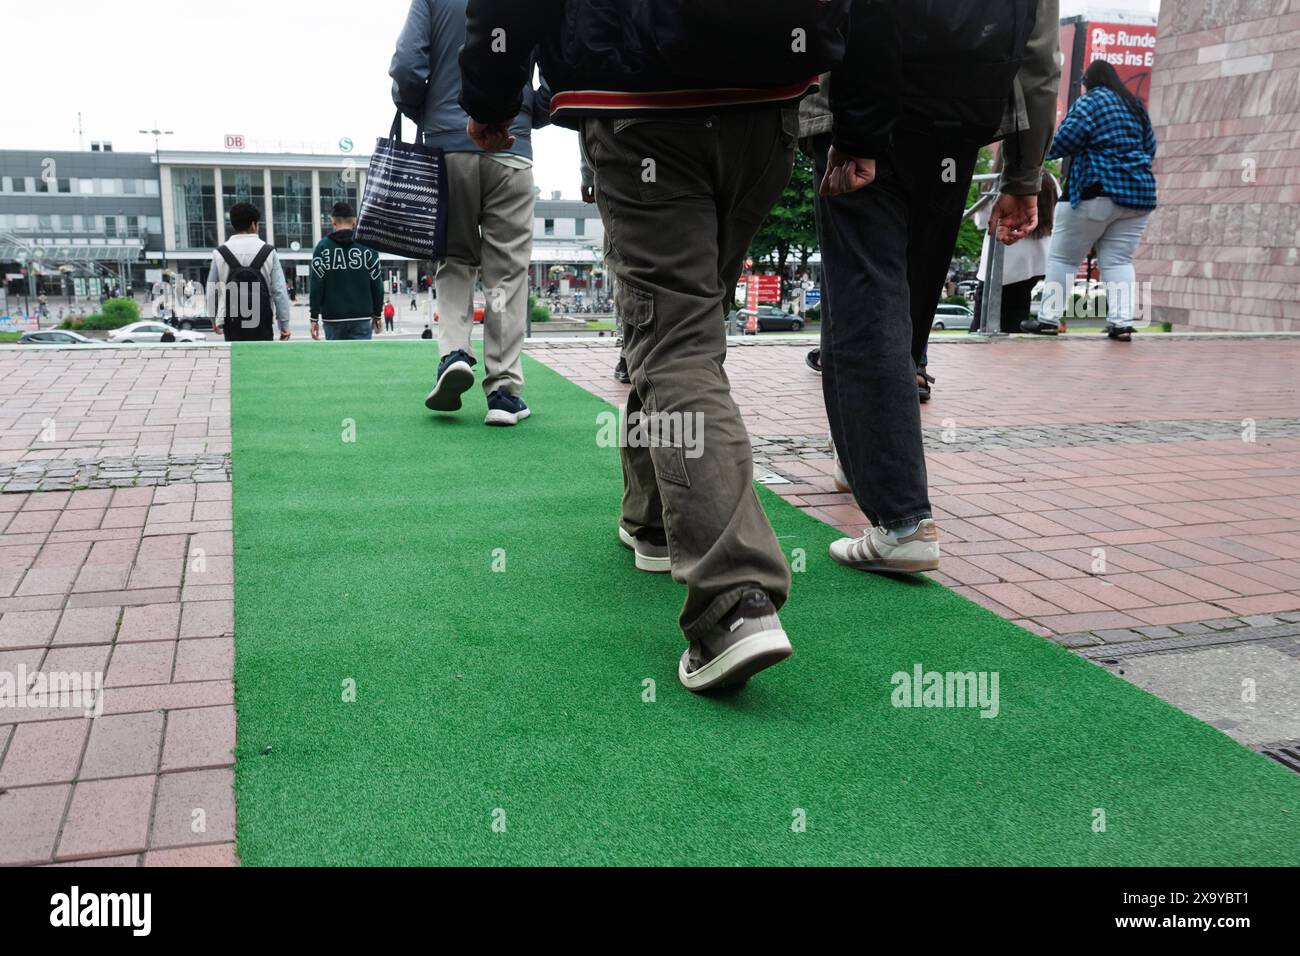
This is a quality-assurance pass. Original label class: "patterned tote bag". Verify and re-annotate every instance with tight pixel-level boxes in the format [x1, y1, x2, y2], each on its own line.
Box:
[355, 111, 449, 260]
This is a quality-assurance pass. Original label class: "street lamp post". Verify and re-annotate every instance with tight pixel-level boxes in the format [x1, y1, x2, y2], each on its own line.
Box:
[138, 127, 174, 154]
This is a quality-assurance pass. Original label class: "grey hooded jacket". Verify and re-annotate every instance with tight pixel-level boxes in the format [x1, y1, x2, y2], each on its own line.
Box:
[390, 0, 551, 159]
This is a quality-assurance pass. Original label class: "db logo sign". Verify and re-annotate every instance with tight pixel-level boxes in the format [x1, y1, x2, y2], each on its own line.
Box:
[224, 134, 246, 150]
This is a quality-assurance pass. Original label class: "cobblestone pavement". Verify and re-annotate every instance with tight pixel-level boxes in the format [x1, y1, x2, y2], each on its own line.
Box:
[0, 347, 235, 866]
[0, 455, 231, 494]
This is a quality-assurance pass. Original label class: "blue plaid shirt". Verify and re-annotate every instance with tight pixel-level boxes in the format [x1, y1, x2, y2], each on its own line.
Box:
[1049, 88, 1158, 209]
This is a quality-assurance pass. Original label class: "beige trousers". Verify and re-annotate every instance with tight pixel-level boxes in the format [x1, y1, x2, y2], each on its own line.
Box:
[436, 152, 535, 396]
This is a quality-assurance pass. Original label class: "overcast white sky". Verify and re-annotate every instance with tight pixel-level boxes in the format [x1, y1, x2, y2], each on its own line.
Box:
[4, 0, 1158, 200]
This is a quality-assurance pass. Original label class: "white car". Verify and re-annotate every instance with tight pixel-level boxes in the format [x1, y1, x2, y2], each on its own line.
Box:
[108, 322, 207, 344]
[19, 330, 98, 346]
[932, 303, 975, 331]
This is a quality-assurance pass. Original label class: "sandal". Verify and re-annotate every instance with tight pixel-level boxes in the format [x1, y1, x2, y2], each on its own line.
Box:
[917, 366, 936, 404]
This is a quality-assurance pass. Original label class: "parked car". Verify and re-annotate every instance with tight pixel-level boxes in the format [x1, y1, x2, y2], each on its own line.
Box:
[166, 314, 215, 332]
[729, 306, 805, 333]
[932, 303, 975, 331]
[18, 330, 97, 346]
[107, 322, 208, 344]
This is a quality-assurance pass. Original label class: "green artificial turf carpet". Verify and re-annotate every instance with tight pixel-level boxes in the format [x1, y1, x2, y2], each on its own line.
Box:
[230, 342, 1300, 865]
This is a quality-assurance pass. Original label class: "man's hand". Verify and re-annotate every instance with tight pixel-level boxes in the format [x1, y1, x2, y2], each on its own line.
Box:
[279, 329, 291, 341]
[467, 119, 515, 152]
[819, 147, 877, 197]
[581, 185, 595, 204]
[310, 320, 321, 341]
[372, 317, 383, 334]
[989, 192, 1039, 246]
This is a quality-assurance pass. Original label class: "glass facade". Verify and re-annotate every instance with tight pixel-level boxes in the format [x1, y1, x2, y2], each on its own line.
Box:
[172, 168, 218, 250]
[271, 170, 314, 251]
[221, 168, 267, 239]
[319, 170, 359, 232]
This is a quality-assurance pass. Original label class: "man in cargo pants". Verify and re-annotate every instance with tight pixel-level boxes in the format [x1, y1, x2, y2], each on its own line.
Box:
[458, 0, 854, 691]
[580, 111, 800, 691]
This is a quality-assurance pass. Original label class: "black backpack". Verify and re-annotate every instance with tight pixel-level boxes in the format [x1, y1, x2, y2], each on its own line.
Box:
[897, 0, 1038, 142]
[217, 244, 275, 342]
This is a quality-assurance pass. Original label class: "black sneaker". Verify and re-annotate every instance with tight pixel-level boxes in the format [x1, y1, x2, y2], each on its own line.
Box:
[613, 354, 631, 385]
[678, 589, 792, 693]
[484, 388, 531, 427]
[1105, 324, 1134, 341]
[425, 349, 477, 411]
[805, 348, 822, 374]
[1020, 319, 1060, 335]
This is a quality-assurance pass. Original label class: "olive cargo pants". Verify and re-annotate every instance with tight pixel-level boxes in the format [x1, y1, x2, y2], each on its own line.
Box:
[582, 108, 797, 641]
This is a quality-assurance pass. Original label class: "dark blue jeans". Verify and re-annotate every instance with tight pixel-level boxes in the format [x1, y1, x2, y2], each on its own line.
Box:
[812, 129, 976, 530]
[323, 319, 374, 341]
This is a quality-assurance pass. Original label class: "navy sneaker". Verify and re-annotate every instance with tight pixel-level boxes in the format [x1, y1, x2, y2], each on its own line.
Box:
[485, 388, 531, 427]
[425, 350, 477, 412]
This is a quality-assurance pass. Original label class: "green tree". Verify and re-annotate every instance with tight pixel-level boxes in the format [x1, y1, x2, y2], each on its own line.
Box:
[954, 148, 996, 262]
[748, 152, 818, 292]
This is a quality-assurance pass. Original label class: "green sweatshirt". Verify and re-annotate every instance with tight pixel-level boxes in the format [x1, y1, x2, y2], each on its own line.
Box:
[309, 229, 385, 322]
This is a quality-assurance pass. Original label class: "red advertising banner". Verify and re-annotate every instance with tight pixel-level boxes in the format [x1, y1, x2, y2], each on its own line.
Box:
[1086, 22, 1158, 103]
[744, 275, 781, 312]
[1058, 18, 1159, 124]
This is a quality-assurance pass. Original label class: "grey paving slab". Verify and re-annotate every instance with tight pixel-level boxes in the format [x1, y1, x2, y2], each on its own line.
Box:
[1100, 644, 1300, 746]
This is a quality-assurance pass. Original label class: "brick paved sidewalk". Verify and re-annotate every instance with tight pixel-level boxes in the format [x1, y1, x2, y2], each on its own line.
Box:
[0, 349, 236, 866]
[2, 338, 1297, 866]
[534, 337, 1300, 764]
[534, 338, 1300, 635]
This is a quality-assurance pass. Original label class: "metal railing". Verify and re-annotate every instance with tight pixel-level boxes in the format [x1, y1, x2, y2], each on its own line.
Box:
[964, 173, 1007, 337]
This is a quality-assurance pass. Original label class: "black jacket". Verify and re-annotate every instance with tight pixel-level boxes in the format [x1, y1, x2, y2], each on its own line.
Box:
[828, 0, 1059, 190]
[459, 0, 852, 129]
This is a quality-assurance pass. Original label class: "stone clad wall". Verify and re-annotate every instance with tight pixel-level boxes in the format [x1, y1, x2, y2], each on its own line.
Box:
[1136, 0, 1300, 331]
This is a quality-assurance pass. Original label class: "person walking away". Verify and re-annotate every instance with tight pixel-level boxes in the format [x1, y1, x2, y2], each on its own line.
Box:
[581, 150, 630, 385]
[461, 0, 853, 692]
[384, 299, 397, 332]
[1021, 59, 1157, 341]
[814, 0, 1059, 573]
[309, 202, 385, 341]
[205, 202, 293, 342]
[391, 0, 551, 426]
[971, 167, 1059, 332]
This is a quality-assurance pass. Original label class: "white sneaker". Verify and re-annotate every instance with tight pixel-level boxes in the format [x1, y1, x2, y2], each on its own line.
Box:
[833, 453, 851, 494]
[830, 520, 940, 574]
[618, 525, 671, 573]
[830, 434, 851, 493]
